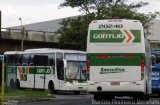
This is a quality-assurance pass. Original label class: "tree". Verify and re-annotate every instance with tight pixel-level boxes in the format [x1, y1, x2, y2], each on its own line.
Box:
[57, 0, 159, 50]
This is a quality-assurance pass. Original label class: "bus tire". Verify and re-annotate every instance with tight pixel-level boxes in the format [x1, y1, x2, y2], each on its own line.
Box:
[48, 81, 57, 94]
[74, 91, 80, 95]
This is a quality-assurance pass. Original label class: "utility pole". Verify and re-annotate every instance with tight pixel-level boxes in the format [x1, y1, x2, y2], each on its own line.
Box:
[19, 18, 24, 51]
[0, 11, 5, 105]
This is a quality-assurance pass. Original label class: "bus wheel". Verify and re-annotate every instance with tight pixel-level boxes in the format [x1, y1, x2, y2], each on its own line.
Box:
[74, 91, 80, 95]
[48, 81, 57, 94]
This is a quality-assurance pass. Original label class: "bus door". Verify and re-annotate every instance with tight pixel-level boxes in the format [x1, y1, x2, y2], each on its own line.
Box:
[34, 55, 48, 89]
[56, 52, 64, 90]
[56, 59, 64, 90]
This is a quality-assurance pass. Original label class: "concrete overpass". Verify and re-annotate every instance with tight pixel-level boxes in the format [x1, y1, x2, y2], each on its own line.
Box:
[0, 28, 78, 54]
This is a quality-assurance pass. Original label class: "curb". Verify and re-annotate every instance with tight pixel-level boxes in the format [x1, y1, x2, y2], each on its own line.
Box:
[3, 97, 55, 104]
[17, 98, 55, 103]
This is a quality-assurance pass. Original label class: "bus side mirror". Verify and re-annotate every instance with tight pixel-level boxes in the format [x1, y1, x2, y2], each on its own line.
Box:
[63, 59, 67, 69]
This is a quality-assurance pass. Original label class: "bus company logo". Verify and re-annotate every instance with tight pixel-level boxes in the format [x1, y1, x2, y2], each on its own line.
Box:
[90, 30, 141, 43]
[100, 67, 126, 74]
[93, 34, 124, 39]
[37, 69, 51, 74]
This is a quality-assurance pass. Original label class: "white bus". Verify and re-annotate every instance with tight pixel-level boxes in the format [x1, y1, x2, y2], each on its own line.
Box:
[86, 19, 152, 100]
[4, 48, 87, 94]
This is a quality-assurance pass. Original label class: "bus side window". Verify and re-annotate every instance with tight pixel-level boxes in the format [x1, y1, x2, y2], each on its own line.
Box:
[6, 55, 18, 64]
[17, 54, 22, 66]
[48, 53, 55, 66]
[56, 52, 64, 80]
[22, 54, 30, 66]
[29, 54, 34, 66]
[34, 55, 48, 66]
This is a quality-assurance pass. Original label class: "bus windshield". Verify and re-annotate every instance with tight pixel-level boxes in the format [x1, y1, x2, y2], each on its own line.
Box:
[151, 51, 160, 65]
[155, 55, 160, 64]
[66, 61, 87, 80]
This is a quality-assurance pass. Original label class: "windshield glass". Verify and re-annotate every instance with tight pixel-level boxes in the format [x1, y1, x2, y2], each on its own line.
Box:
[155, 55, 160, 64]
[66, 61, 87, 80]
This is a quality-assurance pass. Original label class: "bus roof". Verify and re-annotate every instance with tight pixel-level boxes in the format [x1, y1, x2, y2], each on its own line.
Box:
[62, 49, 86, 54]
[4, 48, 86, 55]
[89, 19, 142, 29]
[4, 51, 22, 55]
[25, 48, 60, 52]
[25, 48, 86, 54]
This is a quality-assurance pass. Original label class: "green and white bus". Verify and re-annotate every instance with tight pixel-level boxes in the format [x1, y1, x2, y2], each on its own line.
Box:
[4, 48, 87, 94]
[86, 19, 152, 99]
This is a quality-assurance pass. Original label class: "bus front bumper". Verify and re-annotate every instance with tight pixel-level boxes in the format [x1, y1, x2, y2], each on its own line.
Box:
[64, 82, 87, 91]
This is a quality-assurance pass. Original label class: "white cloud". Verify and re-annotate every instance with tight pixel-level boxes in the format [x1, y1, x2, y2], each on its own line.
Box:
[0, 1, 81, 27]
[137, 0, 160, 13]
[0, 0, 160, 27]
[0, 0, 64, 6]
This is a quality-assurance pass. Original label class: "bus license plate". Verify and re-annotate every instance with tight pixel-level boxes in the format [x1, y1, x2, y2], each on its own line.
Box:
[111, 82, 120, 86]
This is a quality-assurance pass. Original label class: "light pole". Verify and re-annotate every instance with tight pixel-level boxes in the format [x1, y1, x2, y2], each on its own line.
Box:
[19, 17, 24, 51]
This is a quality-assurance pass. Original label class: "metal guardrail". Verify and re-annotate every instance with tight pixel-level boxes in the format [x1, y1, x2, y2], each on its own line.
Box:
[1, 28, 61, 43]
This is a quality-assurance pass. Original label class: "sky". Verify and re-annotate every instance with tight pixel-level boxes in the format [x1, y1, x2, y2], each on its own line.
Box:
[0, 0, 160, 28]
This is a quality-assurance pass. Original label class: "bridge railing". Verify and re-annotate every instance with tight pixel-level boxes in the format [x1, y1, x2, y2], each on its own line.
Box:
[2, 28, 56, 35]
[1, 28, 61, 43]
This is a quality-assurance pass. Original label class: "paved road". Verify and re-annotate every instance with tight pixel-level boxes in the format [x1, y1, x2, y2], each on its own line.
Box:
[17, 93, 160, 105]
[17, 92, 93, 105]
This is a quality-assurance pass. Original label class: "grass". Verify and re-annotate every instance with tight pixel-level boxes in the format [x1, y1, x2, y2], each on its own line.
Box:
[1, 89, 54, 100]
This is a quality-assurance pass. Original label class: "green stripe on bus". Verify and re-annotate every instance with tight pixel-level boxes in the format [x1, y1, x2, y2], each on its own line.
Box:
[87, 53, 145, 66]
[24, 74, 27, 81]
[90, 30, 141, 43]
[130, 30, 141, 42]
[18, 66, 55, 74]
[90, 30, 124, 43]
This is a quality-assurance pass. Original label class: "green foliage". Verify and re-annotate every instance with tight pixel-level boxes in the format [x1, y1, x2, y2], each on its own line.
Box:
[1, 89, 53, 100]
[57, 16, 93, 50]
[58, 0, 159, 50]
